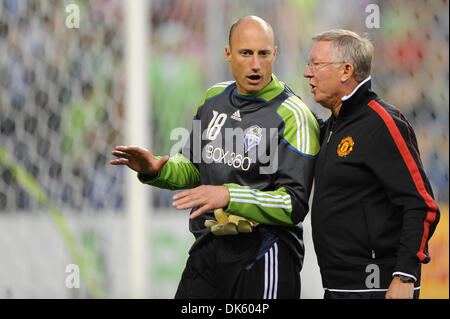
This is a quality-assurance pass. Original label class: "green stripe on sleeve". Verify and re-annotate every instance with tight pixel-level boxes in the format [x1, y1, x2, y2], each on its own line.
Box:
[277, 96, 320, 156]
[224, 183, 294, 226]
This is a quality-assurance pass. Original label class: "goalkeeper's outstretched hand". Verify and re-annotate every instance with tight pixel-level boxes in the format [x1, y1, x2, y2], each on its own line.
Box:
[109, 145, 169, 176]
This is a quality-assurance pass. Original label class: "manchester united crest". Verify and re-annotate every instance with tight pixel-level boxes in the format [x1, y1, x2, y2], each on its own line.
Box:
[337, 136, 355, 157]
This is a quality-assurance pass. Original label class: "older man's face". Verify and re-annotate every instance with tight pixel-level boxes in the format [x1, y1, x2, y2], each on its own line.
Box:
[304, 41, 343, 110]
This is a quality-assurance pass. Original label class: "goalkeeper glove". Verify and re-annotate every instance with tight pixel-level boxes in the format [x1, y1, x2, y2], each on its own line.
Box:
[204, 208, 258, 236]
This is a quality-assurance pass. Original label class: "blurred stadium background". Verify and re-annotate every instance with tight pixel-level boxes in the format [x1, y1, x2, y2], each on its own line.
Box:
[0, 0, 447, 299]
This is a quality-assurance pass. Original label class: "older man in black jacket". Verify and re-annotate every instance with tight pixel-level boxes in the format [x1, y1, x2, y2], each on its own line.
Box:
[304, 29, 440, 299]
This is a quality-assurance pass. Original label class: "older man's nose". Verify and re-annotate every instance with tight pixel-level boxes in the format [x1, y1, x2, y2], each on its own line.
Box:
[304, 64, 313, 78]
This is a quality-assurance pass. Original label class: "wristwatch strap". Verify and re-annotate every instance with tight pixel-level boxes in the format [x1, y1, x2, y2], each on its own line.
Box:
[395, 274, 415, 283]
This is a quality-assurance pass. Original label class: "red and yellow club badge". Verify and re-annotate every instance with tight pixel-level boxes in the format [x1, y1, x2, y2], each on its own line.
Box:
[337, 136, 355, 157]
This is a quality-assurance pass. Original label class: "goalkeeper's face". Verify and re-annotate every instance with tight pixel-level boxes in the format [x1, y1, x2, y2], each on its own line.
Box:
[225, 19, 277, 95]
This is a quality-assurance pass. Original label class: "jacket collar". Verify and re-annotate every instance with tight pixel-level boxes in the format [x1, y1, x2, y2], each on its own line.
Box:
[338, 77, 377, 118]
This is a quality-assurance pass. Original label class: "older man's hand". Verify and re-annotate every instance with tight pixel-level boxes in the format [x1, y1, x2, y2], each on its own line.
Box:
[385, 276, 414, 299]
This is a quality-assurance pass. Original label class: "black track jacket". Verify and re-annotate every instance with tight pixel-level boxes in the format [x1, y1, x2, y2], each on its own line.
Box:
[311, 78, 440, 292]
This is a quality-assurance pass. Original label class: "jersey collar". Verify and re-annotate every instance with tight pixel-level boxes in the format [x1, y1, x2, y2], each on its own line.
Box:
[236, 74, 285, 102]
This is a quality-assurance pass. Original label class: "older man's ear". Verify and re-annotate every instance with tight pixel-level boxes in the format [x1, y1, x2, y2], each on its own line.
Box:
[340, 63, 355, 82]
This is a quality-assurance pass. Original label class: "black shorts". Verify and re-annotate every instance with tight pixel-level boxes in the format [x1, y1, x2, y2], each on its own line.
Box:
[175, 230, 301, 299]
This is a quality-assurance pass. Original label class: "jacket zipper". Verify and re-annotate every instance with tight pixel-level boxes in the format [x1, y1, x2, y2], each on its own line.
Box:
[327, 117, 337, 144]
[364, 204, 376, 260]
[327, 130, 333, 143]
[323, 114, 378, 261]
[315, 117, 337, 189]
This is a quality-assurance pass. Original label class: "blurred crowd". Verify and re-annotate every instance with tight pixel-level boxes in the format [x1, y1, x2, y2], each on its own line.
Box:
[0, 0, 448, 212]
